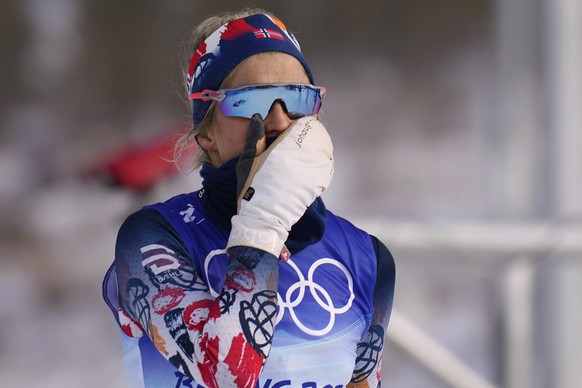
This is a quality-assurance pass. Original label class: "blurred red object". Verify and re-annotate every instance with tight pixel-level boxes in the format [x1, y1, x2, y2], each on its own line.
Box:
[86, 130, 192, 192]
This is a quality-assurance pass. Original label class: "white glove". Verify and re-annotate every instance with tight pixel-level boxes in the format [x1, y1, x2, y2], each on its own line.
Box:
[227, 115, 334, 257]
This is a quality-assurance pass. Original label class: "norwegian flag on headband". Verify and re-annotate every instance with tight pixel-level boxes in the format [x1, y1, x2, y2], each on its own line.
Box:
[186, 13, 314, 126]
[253, 28, 284, 40]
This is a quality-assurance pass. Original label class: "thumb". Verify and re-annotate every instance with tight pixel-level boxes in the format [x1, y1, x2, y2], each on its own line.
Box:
[236, 114, 266, 201]
[240, 114, 266, 162]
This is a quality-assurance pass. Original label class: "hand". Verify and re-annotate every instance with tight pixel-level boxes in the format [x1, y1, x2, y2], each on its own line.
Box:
[227, 115, 334, 257]
[235, 114, 267, 205]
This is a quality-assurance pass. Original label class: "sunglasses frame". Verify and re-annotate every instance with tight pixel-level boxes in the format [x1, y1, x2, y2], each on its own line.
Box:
[189, 83, 327, 118]
[189, 83, 327, 103]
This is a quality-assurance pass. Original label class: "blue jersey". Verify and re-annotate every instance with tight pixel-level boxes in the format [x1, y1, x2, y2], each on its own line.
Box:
[103, 190, 395, 387]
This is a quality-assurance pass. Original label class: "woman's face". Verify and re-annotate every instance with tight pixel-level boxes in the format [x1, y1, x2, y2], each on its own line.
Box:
[198, 52, 310, 166]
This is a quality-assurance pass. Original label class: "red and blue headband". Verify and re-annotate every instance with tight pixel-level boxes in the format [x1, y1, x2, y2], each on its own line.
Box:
[186, 13, 314, 125]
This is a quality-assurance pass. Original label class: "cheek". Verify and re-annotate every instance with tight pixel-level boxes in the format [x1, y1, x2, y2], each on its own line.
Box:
[214, 116, 249, 161]
[218, 133, 245, 158]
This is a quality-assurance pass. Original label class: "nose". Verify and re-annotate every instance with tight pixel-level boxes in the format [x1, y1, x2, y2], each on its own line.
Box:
[263, 100, 292, 136]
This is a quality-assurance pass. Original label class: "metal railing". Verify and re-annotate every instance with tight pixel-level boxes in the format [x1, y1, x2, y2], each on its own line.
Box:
[355, 219, 582, 388]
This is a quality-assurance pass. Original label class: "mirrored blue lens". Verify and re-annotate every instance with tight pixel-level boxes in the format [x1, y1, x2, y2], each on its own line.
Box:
[218, 84, 324, 119]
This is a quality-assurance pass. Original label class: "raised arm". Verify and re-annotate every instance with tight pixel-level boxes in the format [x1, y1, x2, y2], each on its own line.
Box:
[115, 208, 280, 387]
[348, 236, 396, 387]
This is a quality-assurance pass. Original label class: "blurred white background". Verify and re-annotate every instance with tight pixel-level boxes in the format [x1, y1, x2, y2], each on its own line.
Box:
[1, 1, 581, 387]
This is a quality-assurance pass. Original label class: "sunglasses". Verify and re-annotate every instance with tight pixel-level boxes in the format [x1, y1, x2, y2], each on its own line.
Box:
[189, 83, 327, 119]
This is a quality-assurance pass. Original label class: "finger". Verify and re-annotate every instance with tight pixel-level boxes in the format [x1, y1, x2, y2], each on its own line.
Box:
[236, 114, 266, 201]
[240, 114, 266, 162]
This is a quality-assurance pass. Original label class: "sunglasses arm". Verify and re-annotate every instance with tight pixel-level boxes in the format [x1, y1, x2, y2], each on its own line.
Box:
[188, 89, 226, 102]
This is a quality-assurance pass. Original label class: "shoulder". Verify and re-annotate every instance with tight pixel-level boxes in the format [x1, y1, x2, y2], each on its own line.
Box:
[144, 191, 205, 220]
[369, 235, 396, 283]
[117, 207, 176, 239]
[117, 190, 204, 239]
[325, 211, 396, 279]
[325, 210, 370, 240]
[325, 211, 388, 253]
[115, 207, 186, 259]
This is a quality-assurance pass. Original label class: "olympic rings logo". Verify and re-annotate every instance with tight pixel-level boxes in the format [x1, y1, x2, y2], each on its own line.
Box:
[277, 257, 354, 336]
[204, 250, 354, 337]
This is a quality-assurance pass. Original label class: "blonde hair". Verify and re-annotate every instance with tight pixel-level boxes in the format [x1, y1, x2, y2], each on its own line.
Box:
[174, 8, 274, 171]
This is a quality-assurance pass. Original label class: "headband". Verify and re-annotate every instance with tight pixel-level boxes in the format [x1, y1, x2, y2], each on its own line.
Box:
[186, 13, 314, 126]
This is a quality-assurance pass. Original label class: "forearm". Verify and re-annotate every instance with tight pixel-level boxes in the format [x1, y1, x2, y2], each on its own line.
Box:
[115, 209, 281, 387]
[141, 247, 279, 387]
[201, 247, 279, 383]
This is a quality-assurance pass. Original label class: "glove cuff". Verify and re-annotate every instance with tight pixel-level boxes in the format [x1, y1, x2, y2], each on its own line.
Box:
[227, 215, 287, 257]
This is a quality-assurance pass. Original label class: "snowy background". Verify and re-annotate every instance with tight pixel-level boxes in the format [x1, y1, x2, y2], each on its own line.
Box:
[1, 1, 581, 387]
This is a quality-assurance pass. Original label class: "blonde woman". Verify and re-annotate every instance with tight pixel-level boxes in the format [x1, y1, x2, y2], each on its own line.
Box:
[104, 9, 395, 388]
